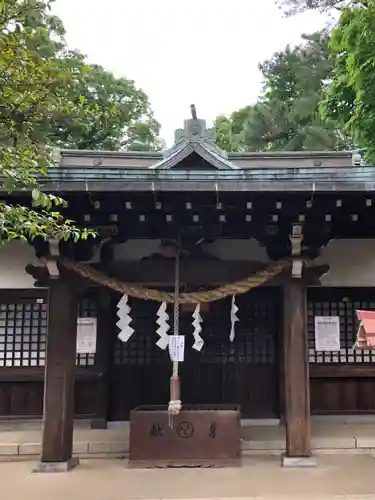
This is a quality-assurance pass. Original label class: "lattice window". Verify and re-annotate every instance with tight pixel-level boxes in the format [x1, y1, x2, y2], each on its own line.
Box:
[0, 298, 47, 367]
[76, 294, 98, 367]
[113, 298, 170, 366]
[113, 290, 279, 366]
[0, 292, 98, 369]
[307, 289, 375, 364]
[200, 290, 279, 364]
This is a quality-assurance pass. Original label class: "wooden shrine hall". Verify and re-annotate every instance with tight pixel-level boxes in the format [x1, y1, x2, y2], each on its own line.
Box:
[1, 109, 375, 470]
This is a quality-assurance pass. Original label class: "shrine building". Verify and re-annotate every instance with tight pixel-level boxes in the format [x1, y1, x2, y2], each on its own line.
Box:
[0, 112, 375, 467]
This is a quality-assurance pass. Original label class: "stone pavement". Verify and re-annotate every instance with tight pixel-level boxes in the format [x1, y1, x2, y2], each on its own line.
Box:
[2, 422, 375, 459]
[1, 455, 375, 500]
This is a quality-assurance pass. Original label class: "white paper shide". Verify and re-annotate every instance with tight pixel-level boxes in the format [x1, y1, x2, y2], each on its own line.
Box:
[156, 301, 170, 350]
[314, 316, 340, 352]
[192, 304, 204, 351]
[229, 295, 239, 342]
[76, 317, 97, 354]
[169, 335, 185, 362]
[117, 294, 134, 343]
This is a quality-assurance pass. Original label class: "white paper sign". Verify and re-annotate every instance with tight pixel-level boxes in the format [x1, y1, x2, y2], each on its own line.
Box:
[169, 335, 185, 362]
[314, 316, 340, 352]
[76, 317, 97, 354]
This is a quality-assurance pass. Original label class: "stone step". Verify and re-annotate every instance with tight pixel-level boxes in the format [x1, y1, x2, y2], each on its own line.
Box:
[0, 435, 374, 460]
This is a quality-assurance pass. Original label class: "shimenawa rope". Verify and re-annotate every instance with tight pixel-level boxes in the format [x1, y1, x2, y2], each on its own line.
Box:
[61, 257, 292, 304]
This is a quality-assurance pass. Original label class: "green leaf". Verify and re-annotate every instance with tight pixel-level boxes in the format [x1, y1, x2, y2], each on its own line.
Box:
[213, 31, 351, 152]
[0, 0, 160, 245]
[31, 188, 40, 201]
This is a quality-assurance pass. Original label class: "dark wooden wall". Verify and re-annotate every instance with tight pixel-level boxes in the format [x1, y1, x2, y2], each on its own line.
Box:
[0, 376, 102, 418]
[1, 286, 375, 420]
[308, 287, 375, 414]
[0, 289, 106, 419]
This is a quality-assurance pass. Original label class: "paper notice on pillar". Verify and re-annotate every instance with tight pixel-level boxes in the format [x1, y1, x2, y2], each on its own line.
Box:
[76, 317, 97, 354]
[168, 335, 185, 362]
[314, 316, 340, 352]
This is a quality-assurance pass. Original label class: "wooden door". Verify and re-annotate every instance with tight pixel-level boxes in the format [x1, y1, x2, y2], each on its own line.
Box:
[108, 287, 281, 420]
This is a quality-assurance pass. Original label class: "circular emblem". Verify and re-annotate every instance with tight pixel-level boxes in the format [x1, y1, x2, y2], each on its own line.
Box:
[176, 421, 194, 439]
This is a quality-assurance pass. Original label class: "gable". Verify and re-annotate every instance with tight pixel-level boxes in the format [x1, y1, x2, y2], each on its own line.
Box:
[148, 113, 238, 171]
[171, 151, 222, 170]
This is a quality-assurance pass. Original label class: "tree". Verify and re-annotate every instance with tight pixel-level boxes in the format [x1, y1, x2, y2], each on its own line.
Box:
[214, 32, 350, 152]
[214, 108, 255, 152]
[7, 2, 161, 152]
[47, 55, 162, 151]
[321, 0, 375, 162]
[0, 0, 162, 245]
[275, 0, 363, 16]
[0, 0, 93, 242]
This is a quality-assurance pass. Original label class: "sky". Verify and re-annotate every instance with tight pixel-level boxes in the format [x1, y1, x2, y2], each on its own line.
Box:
[52, 0, 327, 146]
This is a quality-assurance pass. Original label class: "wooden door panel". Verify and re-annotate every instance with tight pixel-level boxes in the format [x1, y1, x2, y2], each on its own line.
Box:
[108, 288, 280, 420]
[109, 365, 170, 420]
[311, 378, 375, 413]
[7, 382, 44, 416]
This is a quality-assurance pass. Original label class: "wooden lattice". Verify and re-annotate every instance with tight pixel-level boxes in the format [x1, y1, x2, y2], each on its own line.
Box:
[0, 298, 47, 367]
[0, 293, 98, 368]
[307, 289, 375, 364]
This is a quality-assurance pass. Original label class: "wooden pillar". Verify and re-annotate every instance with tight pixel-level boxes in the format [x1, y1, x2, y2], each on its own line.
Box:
[282, 277, 314, 466]
[35, 278, 79, 472]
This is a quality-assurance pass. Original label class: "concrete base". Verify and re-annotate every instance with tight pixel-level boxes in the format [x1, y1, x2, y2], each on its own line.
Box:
[281, 453, 317, 468]
[32, 456, 79, 473]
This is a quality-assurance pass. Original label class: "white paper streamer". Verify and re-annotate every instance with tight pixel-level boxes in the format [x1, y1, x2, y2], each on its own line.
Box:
[117, 294, 134, 342]
[192, 304, 204, 351]
[230, 295, 239, 342]
[156, 301, 170, 350]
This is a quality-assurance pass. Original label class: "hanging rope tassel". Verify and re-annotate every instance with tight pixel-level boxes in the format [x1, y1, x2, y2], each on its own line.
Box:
[168, 250, 182, 426]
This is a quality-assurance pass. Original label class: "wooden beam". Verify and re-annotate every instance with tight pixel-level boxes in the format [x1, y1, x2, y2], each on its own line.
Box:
[283, 278, 312, 463]
[35, 278, 79, 472]
[310, 364, 375, 378]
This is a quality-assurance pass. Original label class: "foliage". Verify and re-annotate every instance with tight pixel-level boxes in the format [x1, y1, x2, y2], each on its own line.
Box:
[47, 55, 162, 151]
[275, 0, 363, 16]
[5, 1, 161, 152]
[321, 0, 375, 162]
[214, 108, 255, 152]
[0, 0, 162, 245]
[214, 32, 350, 152]
[0, 0, 94, 243]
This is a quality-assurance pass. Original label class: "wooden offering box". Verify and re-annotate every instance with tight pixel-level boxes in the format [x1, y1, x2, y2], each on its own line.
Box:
[129, 404, 242, 468]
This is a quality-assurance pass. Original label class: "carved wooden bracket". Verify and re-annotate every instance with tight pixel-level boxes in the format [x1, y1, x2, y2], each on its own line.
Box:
[45, 239, 60, 278]
[291, 259, 303, 279]
[290, 224, 303, 278]
[290, 224, 303, 256]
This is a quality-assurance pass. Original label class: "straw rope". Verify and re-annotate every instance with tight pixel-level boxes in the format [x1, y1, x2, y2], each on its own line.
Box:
[60, 257, 292, 304]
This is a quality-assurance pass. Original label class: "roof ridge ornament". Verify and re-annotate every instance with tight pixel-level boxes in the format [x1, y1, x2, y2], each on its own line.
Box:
[174, 104, 209, 145]
[149, 105, 237, 169]
[155, 104, 232, 168]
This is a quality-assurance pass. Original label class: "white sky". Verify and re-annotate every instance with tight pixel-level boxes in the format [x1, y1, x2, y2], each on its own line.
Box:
[52, 0, 327, 145]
